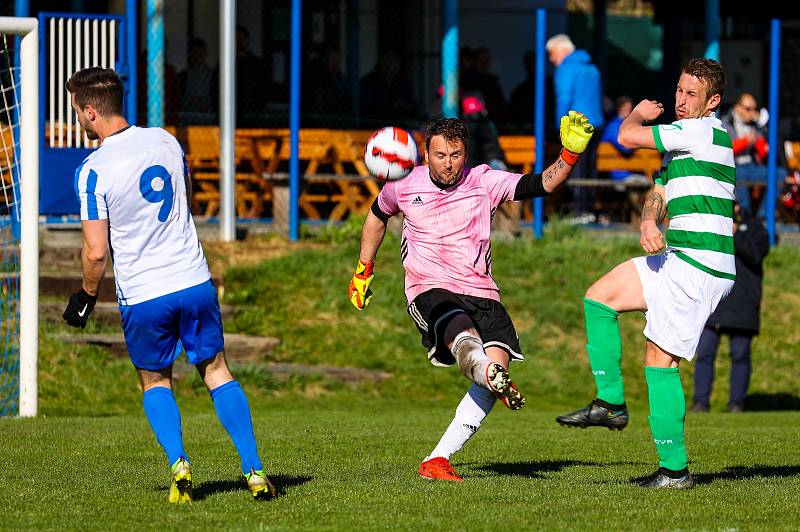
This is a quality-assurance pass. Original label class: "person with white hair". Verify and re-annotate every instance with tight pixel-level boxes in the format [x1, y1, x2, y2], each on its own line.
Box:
[547, 34, 605, 216]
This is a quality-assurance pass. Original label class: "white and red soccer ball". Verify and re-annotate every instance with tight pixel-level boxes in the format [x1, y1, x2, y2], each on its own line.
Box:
[364, 126, 417, 181]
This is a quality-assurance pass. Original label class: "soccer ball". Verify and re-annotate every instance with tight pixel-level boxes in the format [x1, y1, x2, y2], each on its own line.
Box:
[364, 126, 418, 181]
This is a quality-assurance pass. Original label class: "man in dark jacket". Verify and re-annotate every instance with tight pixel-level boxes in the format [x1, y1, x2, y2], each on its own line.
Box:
[691, 205, 770, 412]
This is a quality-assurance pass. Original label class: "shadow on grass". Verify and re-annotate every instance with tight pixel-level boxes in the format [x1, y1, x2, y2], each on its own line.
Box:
[694, 465, 800, 484]
[744, 393, 800, 411]
[474, 459, 620, 479]
[191, 475, 314, 501]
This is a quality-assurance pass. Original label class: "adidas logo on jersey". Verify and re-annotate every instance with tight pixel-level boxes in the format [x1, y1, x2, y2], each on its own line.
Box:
[411, 196, 424, 205]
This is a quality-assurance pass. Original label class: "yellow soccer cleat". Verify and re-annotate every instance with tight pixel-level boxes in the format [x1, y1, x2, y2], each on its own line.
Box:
[168, 457, 193, 504]
[246, 468, 278, 500]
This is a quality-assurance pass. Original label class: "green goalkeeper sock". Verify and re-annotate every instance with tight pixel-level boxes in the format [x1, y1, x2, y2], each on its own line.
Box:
[645, 366, 687, 471]
[583, 298, 624, 405]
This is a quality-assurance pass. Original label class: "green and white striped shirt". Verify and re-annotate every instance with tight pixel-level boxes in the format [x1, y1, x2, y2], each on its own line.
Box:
[651, 116, 737, 280]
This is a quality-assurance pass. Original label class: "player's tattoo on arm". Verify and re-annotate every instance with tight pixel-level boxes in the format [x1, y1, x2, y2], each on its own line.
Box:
[642, 189, 666, 224]
[542, 159, 568, 193]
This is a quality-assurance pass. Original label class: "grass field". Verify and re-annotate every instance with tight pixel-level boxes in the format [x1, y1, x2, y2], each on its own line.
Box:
[4, 220, 800, 529]
[3, 402, 799, 530]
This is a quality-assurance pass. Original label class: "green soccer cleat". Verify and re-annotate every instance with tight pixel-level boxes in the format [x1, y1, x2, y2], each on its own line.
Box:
[246, 468, 277, 500]
[168, 457, 193, 504]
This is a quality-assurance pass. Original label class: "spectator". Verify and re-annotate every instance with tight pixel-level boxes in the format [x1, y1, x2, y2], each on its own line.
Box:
[509, 50, 536, 129]
[306, 48, 352, 126]
[471, 47, 508, 124]
[691, 203, 770, 413]
[360, 51, 418, 125]
[721, 93, 769, 213]
[547, 34, 604, 217]
[459, 47, 481, 94]
[461, 92, 507, 170]
[177, 38, 217, 125]
[137, 44, 178, 126]
[600, 95, 634, 182]
[234, 25, 267, 126]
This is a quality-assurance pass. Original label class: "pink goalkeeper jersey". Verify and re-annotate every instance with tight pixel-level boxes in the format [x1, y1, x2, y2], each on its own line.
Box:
[377, 164, 523, 304]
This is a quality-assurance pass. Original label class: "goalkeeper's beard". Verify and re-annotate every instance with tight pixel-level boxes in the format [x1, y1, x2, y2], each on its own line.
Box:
[429, 167, 464, 186]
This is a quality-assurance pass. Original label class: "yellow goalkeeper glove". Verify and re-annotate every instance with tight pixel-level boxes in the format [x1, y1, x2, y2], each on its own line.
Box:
[348, 260, 374, 311]
[559, 110, 595, 165]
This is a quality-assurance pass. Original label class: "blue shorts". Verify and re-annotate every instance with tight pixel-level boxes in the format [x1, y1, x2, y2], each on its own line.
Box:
[119, 279, 224, 370]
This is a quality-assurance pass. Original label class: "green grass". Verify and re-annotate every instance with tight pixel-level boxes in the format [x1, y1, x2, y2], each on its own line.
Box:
[2, 400, 799, 530]
[9, 222, 800, 528]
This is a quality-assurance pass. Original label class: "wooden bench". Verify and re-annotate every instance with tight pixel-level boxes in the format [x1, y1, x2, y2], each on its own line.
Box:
[595, 142, 663, 179]
[498, 135, 536, 174]
[183, 126, 271, 217]
[182, 127, 384, 220]
[250, 128, 380, 220]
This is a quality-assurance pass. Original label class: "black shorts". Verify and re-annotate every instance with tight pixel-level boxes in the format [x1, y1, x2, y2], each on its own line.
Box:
[407, 288, 524, 367]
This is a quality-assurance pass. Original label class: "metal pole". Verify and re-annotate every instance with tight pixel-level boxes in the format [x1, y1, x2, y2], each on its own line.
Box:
[15, 17, 39, 417]
[442, 0, 458, 118]
[146, 0, 163, 126]
[533, 8, 546, 239]
[220, 0, 236, 242]
[766, 18, 780, 246]
[704, 0, 720, 61]
[126, 0, 137, 124]
[289, 0, 302, 241]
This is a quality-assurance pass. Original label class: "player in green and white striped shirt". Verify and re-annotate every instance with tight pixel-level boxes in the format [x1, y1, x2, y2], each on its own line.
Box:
[556, 58, 735, 489]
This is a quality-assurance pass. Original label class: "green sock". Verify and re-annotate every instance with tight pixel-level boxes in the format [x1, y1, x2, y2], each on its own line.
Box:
[645, 366, 687, 471]
[583, 298, 624, 405]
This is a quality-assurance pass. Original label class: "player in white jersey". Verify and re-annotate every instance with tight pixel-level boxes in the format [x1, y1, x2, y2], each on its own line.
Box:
[556, 58, 735, 489]
[349, 115, 595, 481]
[62, 67, 276, 502]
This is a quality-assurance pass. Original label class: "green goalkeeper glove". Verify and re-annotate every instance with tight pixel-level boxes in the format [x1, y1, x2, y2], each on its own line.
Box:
[559, 110, 595, 165]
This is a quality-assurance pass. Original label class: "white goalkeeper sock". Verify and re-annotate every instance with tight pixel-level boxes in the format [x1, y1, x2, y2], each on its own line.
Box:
[427, 384, 497, 460]
[450, 331, 492, 387]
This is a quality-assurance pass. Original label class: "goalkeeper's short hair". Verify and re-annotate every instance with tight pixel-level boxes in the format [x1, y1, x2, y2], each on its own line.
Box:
[424, 118, 469, 153]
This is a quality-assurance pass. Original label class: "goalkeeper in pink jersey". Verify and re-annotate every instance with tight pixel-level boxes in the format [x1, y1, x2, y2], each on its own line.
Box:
[348, 113, 595, 481]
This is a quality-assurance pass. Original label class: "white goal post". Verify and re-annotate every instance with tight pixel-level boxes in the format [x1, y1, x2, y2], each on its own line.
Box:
[0, 17, 39, 417]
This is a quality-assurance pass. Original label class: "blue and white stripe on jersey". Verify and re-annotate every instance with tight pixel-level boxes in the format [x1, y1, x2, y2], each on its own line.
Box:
[75, 161, 108, 220]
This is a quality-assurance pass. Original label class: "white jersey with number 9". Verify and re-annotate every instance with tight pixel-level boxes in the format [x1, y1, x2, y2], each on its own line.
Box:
[74, 126, 210, 306]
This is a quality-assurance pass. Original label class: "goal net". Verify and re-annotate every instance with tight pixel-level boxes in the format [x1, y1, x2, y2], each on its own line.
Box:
[0, 17, 38, 417]
[0, 32, 22, 416]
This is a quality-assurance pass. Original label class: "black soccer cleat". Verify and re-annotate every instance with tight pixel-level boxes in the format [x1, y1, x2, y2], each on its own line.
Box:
[556, 399, 629, 430]
[639, 470, 695, 489]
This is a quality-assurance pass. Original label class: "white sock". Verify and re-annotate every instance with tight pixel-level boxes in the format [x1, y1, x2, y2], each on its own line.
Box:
[427, 384, 497, 460]
[451, 331, 491, 387]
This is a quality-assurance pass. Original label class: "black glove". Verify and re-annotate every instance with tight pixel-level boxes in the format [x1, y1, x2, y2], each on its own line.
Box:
[63, 289, 98, 329]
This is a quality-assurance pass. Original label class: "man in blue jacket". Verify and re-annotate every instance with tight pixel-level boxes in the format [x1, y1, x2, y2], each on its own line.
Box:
[548, 34, 605, 217]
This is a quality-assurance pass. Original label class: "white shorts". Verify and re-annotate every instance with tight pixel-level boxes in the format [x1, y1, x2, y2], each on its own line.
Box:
[633, 251, 734, 361]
